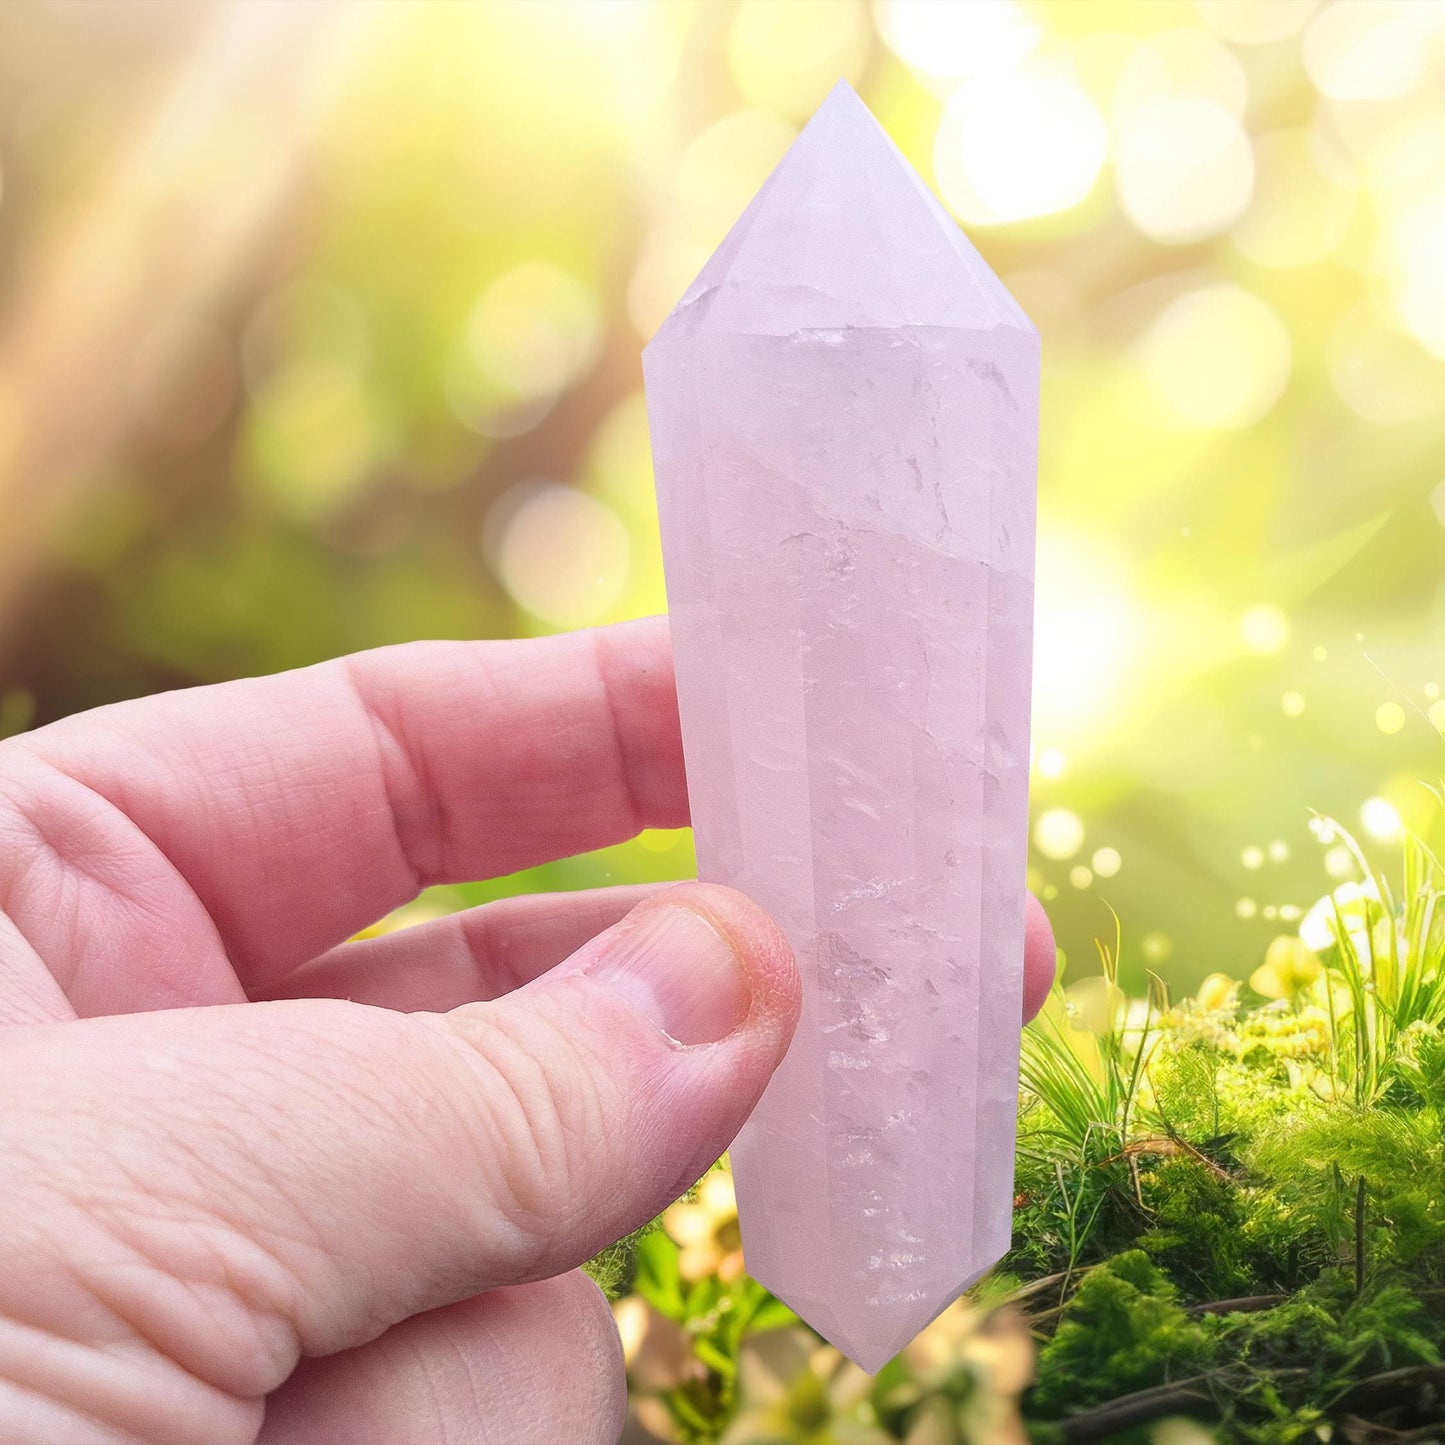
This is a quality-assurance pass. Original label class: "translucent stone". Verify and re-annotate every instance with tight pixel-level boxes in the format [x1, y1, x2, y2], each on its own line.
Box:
[645, 81, 1038, 1372]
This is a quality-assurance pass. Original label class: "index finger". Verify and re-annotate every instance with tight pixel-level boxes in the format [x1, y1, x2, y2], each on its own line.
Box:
[6, 617, 686, 993]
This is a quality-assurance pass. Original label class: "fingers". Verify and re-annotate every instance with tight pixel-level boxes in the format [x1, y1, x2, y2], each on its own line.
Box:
[258, 1273, 624, 1445]
[1023, 890, 1057, 1022]
[271, 884, 665, 1011]
[0, 885, 797, 1436]
[278, 883, 1057, 1026]
[0, 914, 75, 1025]
[3, 618, 685, 1001]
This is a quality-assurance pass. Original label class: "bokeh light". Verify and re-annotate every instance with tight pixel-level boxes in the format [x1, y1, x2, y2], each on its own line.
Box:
[1241, 604, 1290, 655]
[1115, 28, 1248, 120]
[1036, 746, 1067, 779]
[1032, 529, 1139, 748]
[1384, 199, 1445, 359]
[4, 0, 1445, 1005]
[447, 262, 603, 436]
[1375, 701, 1406, 735]
[1329, 305, 1445, 425]
[1035, 807, 1086, 861]
[873, 0, 1040, 84]
[485, 481, 630, 628]
[1195, 0, 1320, 47]
[933, 63, 1106, 226]
[1134, 285, 1291, 429]
[243, 354, 388, 523]
[1233, 128, 1354, 267]
[1302, 0, 1444, 101]
[1115, 97, 1253, 245]
[1092, 847, 1122, 878]
[1360, 795, 1404, 842]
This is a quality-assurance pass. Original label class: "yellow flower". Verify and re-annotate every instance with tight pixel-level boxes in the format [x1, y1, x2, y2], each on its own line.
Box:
[1065, 975, 1128, 1036]
[1284, 1058, 1343, 1102]
[663, 1167, 745, 1283]
[1029, 990, 1107, 1087]
[1295, 1005, 1331, 1053]
[1250, 936, 1321, 999]
[1235, 997, 1335, 1060]
[1160, 1003, 1237, 1052]
[721, 1328, 889, 1445]
[1194, 973, 1239, 1014]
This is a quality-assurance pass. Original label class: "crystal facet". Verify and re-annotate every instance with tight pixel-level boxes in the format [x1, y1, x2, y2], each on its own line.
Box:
[644, 81, 1039, 1372]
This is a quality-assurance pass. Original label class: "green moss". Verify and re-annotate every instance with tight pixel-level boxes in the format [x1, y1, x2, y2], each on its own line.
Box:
[1029, 1251, 1218, 1416]
[1136, 1157, 1252, 1300]
[1245, 1106, 1445, 1282]
[1219, 1276, 1441, 1412]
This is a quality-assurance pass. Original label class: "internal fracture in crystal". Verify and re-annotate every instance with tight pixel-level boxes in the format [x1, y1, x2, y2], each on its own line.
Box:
[645, 81, 1039, 1372]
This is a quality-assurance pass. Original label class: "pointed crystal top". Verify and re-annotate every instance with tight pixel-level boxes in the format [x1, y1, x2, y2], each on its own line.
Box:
[650, 80, 1033, 342]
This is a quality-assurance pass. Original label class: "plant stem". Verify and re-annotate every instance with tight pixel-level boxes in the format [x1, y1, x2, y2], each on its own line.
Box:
[1355, 1173, 1367, 1297]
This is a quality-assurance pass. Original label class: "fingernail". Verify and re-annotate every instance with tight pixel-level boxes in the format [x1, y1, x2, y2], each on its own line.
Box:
[587, 902, 752, 1046]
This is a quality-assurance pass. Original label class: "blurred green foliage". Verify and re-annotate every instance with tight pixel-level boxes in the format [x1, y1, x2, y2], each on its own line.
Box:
[2, 1, 1445, 982]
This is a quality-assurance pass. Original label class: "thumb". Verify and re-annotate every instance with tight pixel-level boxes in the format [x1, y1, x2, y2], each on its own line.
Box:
[0, 884, 798, 1434]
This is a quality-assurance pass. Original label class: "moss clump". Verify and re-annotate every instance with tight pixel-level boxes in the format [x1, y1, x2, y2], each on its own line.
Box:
[1136, 1156, 1252, 1300]
[1029, 1251, 1217, 1416]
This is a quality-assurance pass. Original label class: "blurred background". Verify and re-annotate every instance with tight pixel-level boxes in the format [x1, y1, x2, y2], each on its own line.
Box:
[0, 0, 1443, 992]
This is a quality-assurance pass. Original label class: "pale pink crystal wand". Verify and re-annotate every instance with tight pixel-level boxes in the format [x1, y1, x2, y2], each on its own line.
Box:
[645, 81, 1039, 1371]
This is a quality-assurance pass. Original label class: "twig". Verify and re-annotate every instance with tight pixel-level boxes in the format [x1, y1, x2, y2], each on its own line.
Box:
[1004, 1269, 1088, 1307]
[1337, 1420, 1444, 1444]
[1186, 1294, 1287, 1316]
[1052, 1378, 1213, 1442]
[1094, 1135, 1233, 1184]
[1333, 1362, 1445, 1415]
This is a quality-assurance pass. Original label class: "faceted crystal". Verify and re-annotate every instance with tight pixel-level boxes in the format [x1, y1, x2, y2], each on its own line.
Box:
[644, 81, 1038, 1372]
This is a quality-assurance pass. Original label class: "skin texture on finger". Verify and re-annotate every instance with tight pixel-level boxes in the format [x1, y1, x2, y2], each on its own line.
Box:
[0, 1380, 175, 1445]
[0, 913, 74, 1025]
[273, 884, 665, 1011]
[0, 617, 684, 1014]
[0, 885, 796, 1444]
[259, 1273, 624, 1445]
[281, 883, 1059, 1025]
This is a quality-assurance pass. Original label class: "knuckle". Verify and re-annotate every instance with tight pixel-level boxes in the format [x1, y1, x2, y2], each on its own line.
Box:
[0, 1147, 276, 1442]
[438, 995, 625, 1273]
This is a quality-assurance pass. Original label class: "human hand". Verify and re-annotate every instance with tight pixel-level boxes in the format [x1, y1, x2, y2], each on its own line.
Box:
[0, 616, 1054, 1443]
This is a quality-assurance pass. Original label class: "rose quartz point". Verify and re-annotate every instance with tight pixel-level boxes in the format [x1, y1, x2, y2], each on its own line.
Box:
[644, 80, 1039, 1373]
